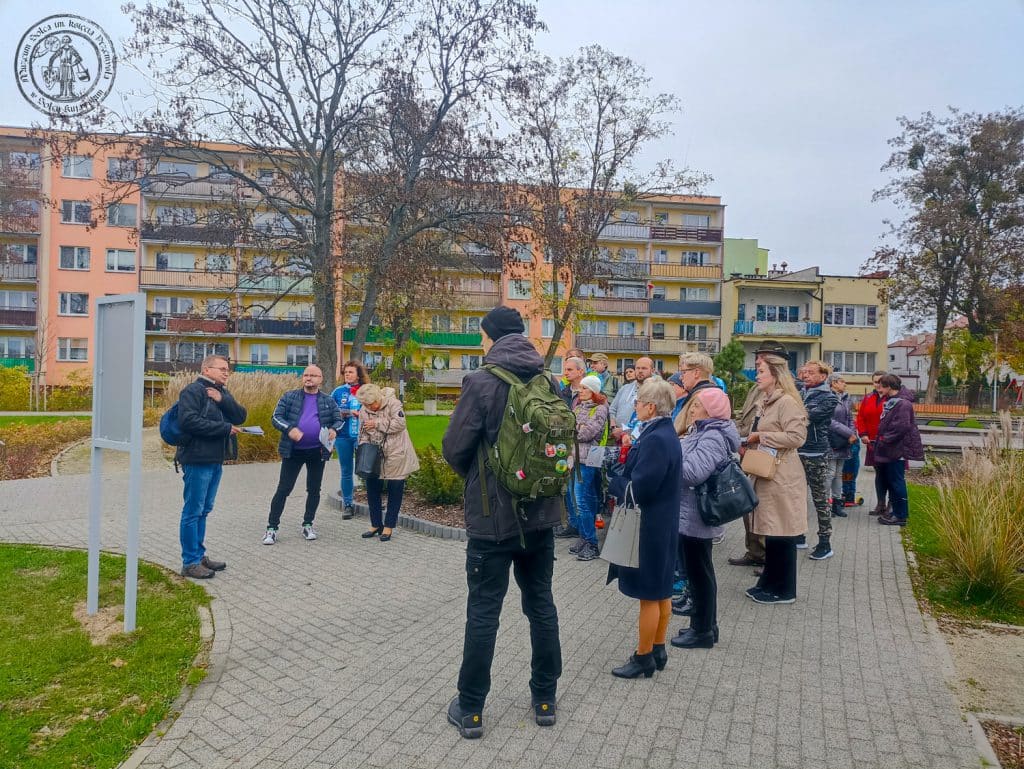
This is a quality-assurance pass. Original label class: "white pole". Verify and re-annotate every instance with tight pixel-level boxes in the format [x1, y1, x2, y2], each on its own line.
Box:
[86, 445, 102, 614]
[992, 332, 999, 414]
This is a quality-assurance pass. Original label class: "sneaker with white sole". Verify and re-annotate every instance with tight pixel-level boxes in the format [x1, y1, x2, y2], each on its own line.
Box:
[795, 534, 808, 549]
[302, 524, 318, 541]
[262, 528, 277, 545]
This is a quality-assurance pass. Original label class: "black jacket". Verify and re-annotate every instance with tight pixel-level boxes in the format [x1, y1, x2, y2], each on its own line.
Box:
[442, 334, 563, 542]
[271, 388, 343, 459]
[799, 381, 839, 456]
[175, 376, 247, 465]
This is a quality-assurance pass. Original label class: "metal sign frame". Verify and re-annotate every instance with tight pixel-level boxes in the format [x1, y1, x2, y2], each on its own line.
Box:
[87, 293, 145, 633]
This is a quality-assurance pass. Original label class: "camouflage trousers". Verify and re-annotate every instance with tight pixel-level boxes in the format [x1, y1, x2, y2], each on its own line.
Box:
[801, 453, 832, 539]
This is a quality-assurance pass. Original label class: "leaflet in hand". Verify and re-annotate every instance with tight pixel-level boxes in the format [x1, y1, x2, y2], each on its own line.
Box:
[319, 426, 336, 452]
[240, 425, 265, 435]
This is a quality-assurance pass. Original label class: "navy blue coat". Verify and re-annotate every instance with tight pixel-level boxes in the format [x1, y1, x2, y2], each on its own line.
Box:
[607, 416, 682, 600]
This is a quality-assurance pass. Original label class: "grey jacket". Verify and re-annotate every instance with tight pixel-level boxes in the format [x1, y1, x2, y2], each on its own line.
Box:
[679, 418, 741, 539]
[799, 382, 839, 457]
[828, 391, 856, 460]
[609, 380, 639, 428]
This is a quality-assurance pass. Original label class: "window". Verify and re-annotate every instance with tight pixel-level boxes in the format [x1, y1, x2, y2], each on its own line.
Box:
[618, 321, 637, 337]
[107, 203, 137, 227]
[61, 200, 92, 224]
[461, 354, 481, 371]
[151, 341, 169, 362]
[508, 279, 531, 300]
[825, 351, 877, 374]
[684, 214, 711, 228]
[619, 248, 639, 262]
[156, 251, 195, 271]
[153, 296, 194, 315]
[257, 168, 276, 183]
[578, 283, 605, 298]
[431, 315, 451, 333]
[155, 161, 197, 178]
[654, 213, 669, 225]
[654, 249, 668, 264]
[617, 358, 634, 375]
[0, 290, 36, 309]
[684, 287, 710, 301]
[0, 336, 34, 358]
[286, 306, 313, 320]
[619, 210, 639, 223]
[206, 299, 231, 318]
[683, 251, 708, 266]
[154, 206, 196, 225]
[462, 316, 481, 333]
[362, 351, 382, 368]
[652, 322, 665, 340]
[57, 337, 88, 361]
[578, 320, 608, 335]
[58, 292, 89, 316]
[107, 157, 137, 181]
[250, 344, 270, 364]
[755, 305, 800, 323]
[4, 243, 37, 264]
[681, 324, 708, 341]
[287, 345, 317, 366]
[612, 284, 646, 299]
[59, 246, 90, 270]
[106, 249, 136, 272]
[542, 281, 566, 299]
[651, 286, 666, 300]
[62, 155, 92, 179]
[824, 304, 878, 327]
[510, 242, 532, 262]
[737, 303, 746, 321]
[541, 319, 556, 337]
[175, 342, 228, 362]
[8, 152, 40, 169]
[208, 166, 235, 183]
[543, 247, 555, 264]
[205, 253, 232, 272]
[429, 353, 450, 371]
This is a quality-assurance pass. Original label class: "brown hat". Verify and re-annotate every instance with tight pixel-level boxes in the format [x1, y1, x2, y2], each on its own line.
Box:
[588, 352, 609, 363]
[754, 339, 787, 356]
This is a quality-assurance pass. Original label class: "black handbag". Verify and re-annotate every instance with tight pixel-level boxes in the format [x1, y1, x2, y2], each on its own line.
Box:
[354, 441, 383, 479]
[695, 455, 759, 527]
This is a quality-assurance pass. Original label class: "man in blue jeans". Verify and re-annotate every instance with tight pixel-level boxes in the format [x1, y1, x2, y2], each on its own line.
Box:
[175, 355, 247, 579]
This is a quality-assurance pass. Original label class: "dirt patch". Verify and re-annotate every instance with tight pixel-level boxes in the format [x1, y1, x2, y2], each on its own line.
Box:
[72, 602, 124, 646]
[982, 721, 1024, 769]
[15, 566, 60, 579]
[943, 621, 1024, 717]
[353, 488, 466, 528]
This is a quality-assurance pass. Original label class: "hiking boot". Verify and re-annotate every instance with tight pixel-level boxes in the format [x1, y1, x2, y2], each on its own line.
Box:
[200, 556, 226, 571]
[575, 542, 599, 561]
[447, 697, 483, 739]
[302, 524, 318, 541]
[809, 538, 834, 560]
[554, 525, 579, 539]
[878, 514, 907, 526]
[533, 700, 556, 726]
[181, 562, 215, 579]
[568, 537, 586, 554]
[342, 504, 355, 520]
[831, 499, 847, 518]
[262, 528, 277, 545]
[795, 534, 808, 549]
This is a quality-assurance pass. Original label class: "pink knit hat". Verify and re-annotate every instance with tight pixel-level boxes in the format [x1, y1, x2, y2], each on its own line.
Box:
[695, 387, 732, 419]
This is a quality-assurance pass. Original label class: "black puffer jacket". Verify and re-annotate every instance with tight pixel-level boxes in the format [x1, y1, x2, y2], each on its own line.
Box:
[798, 381, 838, 456]
[175, 377, 247, 465]
[442, 334, 563, 542]
[271, 389, 343, 460]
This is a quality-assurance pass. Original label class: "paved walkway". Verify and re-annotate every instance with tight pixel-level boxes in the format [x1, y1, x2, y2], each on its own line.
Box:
[0, 462, 981, 769]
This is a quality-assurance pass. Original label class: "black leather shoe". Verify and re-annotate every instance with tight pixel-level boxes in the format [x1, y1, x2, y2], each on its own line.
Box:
[447, 697, 483, 739]
[670, 628, 715, 649]
[200, 556, 226, 571]
[533, 700, 556, 726]
[611, 651, 656, 679]
[361, 527, 383, 539]
[652, 644, 667, 671]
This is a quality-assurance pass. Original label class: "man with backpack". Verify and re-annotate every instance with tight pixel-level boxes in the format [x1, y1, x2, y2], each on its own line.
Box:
[175, 355, 247, 579]
[442, 305, 568, 739]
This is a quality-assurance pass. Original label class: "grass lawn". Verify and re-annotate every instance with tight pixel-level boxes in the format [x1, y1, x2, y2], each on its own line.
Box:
[904, 483, 1024, 625]
[0, 415, 90, 427]
[406, 415, 450, 453]
[0, 545, 210, 769]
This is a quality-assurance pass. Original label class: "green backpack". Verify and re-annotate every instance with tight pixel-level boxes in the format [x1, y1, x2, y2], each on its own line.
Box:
[479, 364, 577, 505]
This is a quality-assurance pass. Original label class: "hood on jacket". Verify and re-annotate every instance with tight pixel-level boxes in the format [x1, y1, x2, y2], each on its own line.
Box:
[692, 417, 741, 453]
[896, 386, 916, 402]
[483, 333, 545, 380]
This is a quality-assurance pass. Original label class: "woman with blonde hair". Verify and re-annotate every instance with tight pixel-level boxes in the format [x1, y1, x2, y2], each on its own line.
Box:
[355, 383, 420, 541]
[570, 375, 610, 562]
[742, 355, 808, 604]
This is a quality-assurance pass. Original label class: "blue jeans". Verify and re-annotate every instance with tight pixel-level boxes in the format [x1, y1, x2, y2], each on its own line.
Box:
[180, 463, 223, 567]
[877, 461, 908, 520]
[337, 433, 358, 505]
[572, 465, 600, 545]
[564, 488, 578, 531]
[842, 439, 861, 501]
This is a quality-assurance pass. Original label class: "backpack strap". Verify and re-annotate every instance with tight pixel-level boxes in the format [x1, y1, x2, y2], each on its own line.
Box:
[476, 363, 521, 520]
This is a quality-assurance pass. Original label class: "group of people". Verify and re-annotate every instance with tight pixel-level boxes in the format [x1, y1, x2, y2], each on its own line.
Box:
[173, 354, 419, 579]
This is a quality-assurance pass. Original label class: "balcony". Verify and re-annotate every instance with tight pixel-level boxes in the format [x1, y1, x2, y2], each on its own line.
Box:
[649, 338, 719, 355]
[0, 211, 40, 234]
[342, 328, 482, 347]
[733, 320, 822, 337]
[236, 317, 315, 336]
[144, 360, 203, 375]
[0, 262, 37, 281]
[0, 308, 36, 328]
[234, 362, 305, 375]
[237, 273, 313, 294]
[599, 222, 724, 244]
[443, 290, 501, 310]
[575, 334, 651, 353]
[424, 369, 473, 386]
[146, 313, 231, 334]
[140, 176, 239, 200]
[595, 259, 649, 280]
[601, 222, 651, 240]
[648, 299, 721, 317]
[649, 263, 721, 280]
[584, 297, 649, 314]
[0, 356, 33, 372]
[139, 268, 313, 294]
[141, 222, 239, 245]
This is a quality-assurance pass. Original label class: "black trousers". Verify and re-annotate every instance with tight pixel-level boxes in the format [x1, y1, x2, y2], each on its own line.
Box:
[679, 535, 717, 633]
[457, 529, 562, 712]
[874, 466, 888, 507]
[365, 477, 405, 528]
[267, 448, 326, 528]
[757, 535, 798, 599]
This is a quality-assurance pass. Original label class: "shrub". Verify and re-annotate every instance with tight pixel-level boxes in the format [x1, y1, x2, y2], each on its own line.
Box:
[0, 419, 92, 480]
[927, 419, 947, 427]
[925, 415, 1024, 605]
[0, 366, 30, 410]
[956, 418, 985, 429]
[47, 370, 93, 411]
[408, 445, 463, 504]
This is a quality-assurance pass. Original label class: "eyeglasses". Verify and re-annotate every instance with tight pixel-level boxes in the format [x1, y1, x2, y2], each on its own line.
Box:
[206, 366, 229, 372]
[679, 367, 699, 374]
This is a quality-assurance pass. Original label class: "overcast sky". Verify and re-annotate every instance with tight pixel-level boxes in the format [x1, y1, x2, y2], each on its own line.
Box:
[3, 0, 1022, 280]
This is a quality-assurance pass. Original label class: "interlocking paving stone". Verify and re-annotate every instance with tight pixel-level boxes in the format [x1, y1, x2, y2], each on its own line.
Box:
[0, 463, 983, 768]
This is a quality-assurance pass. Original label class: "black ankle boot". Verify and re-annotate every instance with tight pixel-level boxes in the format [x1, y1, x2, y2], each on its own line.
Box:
[611, 651, 656, 679]
[652, 644, 667, 671]
[670, 628, 715, 649]
[832, 499, 847, 517]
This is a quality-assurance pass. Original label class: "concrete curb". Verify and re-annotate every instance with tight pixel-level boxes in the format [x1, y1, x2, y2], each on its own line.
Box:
[326, 490, 467, 542]
[50, 436, 90, 476]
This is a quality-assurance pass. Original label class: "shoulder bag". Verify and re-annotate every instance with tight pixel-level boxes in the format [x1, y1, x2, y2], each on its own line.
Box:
[696, 455, 759, 526]
[355, 438, 384, 479]
[739, 413, 783, 480]
[600, 482, 641, 568]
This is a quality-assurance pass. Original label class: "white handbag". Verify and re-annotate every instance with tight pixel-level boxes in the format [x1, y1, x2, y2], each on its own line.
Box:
[600, 482, 641, 569]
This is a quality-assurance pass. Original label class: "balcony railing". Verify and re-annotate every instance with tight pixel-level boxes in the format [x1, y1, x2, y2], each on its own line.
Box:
[144, 360, 203, 375]
[733, 320, 822, 337]
[140, 177, 239, 199]
[341, 328, 482, 347]
[575, 334, 651, 353]
[446, 290, 501, 309]
[146, 360, 305, 375]
[146, 313, 231, 333]
[141, 222, 239, 245]
[0, 308, 36, 327]
[0, 356, 34, 371]
[233, 362, 305, 375]
[648, 299, 722, 317]
[236, 317, 315, 336]
[649, 338, 719, 355]
[0, 212, 40, 234]
[596, 259, 649, 279]
[139, 268, 313, 294]
[584, 297, 649, 314]
[238, 274, 313, 294]
[600, 222, 724, 244]
[649, 263, 721, 280]
[0, 262, 37, 281]
[424, 369, 474, 386]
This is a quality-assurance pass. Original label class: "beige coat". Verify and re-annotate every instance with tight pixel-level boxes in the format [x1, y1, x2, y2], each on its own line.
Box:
[748, 388, 808, 537]
[358, 389, 420, 480]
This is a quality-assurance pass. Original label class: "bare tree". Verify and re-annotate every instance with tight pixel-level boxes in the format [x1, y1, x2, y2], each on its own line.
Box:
[503, 46, 710, 365]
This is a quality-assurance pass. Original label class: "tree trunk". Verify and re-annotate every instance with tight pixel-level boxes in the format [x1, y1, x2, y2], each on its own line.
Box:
[350, 271, 382, 362]
[925, 310, 949, 404]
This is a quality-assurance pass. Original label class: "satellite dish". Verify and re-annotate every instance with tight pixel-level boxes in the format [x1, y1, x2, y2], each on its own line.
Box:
[432, 356, 447, 370]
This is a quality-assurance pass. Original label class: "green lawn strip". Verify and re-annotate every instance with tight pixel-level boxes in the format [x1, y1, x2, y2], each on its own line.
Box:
[0, 415, 91, 427]
[904, 484, 1024, 626]
[0, 545, 209, 769]
[406, 415, 450, 453]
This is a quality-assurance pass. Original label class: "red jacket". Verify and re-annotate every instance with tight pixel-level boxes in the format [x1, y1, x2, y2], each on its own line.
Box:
[855, 391, 886, 440]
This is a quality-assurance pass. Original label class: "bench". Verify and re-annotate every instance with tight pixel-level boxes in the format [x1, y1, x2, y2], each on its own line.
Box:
[913, 402, 969, 425]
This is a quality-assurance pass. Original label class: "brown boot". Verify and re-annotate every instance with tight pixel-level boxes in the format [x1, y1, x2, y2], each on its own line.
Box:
[869, 502, 885, 516]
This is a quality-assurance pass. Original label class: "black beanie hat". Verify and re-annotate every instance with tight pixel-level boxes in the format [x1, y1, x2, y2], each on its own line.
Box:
[481, 305, 525, 341]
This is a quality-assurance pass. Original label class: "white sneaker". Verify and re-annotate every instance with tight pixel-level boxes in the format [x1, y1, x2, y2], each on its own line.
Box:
[262, 528, 277, 545]
[302, 524, 318, 541]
